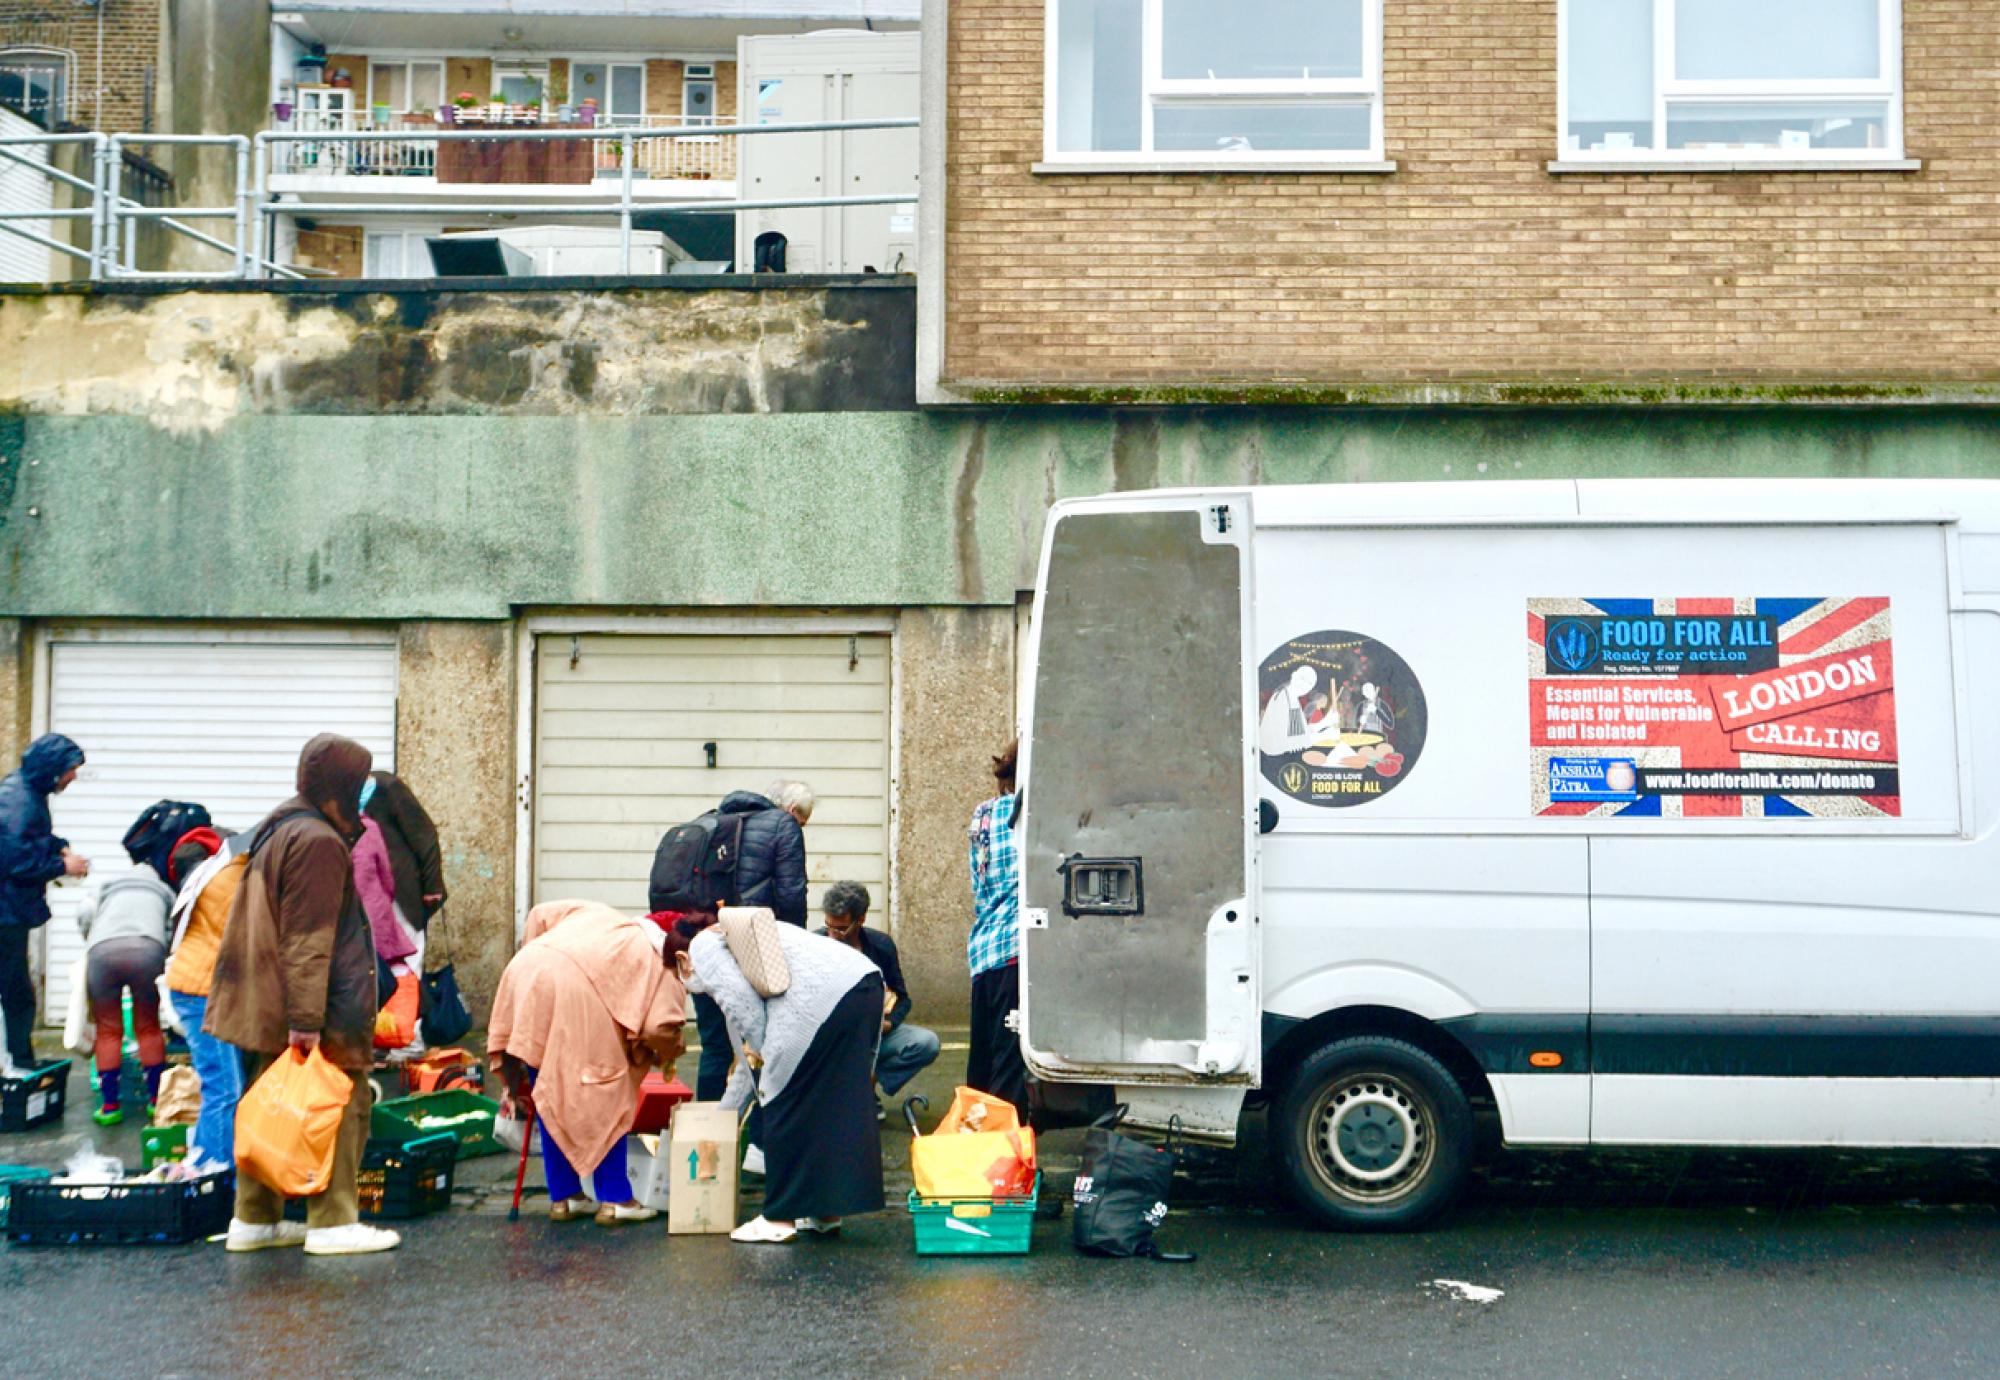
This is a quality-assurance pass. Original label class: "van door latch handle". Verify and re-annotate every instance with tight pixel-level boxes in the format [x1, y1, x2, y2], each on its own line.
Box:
[1058, 855, 1144, 918]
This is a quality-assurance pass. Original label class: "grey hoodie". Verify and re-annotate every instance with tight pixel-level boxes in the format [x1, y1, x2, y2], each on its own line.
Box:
[77, 863, 174, 951]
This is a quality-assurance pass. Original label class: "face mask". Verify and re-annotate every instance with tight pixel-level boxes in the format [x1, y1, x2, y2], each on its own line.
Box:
[679, 960, 707, 996]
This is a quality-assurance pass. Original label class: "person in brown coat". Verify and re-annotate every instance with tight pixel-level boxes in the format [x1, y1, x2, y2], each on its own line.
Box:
[206, 734, 400, 1257]
[362, 770, 447, 931]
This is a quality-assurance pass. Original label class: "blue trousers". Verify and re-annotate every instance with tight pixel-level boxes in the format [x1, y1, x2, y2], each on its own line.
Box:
[170, 990, 244, 1170]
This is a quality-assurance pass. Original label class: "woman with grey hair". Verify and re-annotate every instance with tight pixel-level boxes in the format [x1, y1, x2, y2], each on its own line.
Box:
[673, 909, 885, 1244]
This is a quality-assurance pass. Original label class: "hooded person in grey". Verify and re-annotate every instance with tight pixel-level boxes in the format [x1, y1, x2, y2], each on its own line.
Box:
[0, 734, 87, 1068]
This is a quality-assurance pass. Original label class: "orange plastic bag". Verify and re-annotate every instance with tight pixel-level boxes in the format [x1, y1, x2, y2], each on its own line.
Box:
[234, 1046, 352, 1197]
[935, 1085, 1022, 1136]
[373, 971, 419, 1050]
[912, 1127, 1038, 1200]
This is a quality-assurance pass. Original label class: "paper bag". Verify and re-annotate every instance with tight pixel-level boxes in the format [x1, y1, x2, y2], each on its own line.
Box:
[667, 1102, 739, 1234]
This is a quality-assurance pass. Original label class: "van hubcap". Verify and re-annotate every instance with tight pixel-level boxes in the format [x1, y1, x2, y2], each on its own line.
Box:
[1310, 1075, 1433, 1202]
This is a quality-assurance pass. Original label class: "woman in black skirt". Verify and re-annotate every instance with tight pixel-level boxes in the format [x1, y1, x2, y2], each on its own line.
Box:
[675, 911, 886, 1244]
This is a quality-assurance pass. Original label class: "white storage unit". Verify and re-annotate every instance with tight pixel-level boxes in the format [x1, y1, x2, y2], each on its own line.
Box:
[736, 29, 920, 274]
[531, 631, 892, 920]
[38, 630, 399, 1019]
[433, 227, 693, 277]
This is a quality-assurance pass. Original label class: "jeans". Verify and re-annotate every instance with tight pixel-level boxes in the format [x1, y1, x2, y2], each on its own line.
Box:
[876, 1022, 941, 1097]
[171, 990, 244, 1170]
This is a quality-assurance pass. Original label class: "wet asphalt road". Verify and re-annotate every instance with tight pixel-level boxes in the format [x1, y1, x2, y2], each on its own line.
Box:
[6, 1047, 2000, 1376]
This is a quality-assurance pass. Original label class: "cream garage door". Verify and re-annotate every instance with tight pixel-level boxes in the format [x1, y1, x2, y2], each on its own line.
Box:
[533, 633, 891, 920]
[40, 633, 399, 1021]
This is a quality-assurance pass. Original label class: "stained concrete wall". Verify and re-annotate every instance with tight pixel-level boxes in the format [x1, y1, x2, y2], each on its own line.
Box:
[892, 606, 1016, 1016]
[0, 282, 916, 427]
[393, 621, 515, 1020]
[162, 0, 274, 276]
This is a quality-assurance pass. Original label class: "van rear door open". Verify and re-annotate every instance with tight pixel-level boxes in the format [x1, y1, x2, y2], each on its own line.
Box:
[1020, 495, 1260, 1087]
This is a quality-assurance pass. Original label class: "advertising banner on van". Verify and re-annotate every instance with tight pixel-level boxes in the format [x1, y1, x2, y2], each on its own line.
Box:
[1528, 597, 1899, 819]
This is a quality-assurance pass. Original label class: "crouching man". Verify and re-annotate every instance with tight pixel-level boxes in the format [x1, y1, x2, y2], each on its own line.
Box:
[207, 734, 400, 1257]
[817, 881, 939, 1116]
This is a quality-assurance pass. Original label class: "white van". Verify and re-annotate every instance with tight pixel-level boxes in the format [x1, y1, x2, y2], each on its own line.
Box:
[1018, 479, 2000, 1230]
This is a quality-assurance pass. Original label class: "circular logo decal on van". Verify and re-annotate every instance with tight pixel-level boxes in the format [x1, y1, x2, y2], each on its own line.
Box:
[1258, 631, 1428, 808]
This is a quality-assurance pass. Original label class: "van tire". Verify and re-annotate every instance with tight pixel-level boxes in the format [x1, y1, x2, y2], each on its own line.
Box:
[1275, 1036, 1473, 1232]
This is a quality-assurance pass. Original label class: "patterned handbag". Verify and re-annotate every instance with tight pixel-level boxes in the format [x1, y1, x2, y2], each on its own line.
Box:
[716, 905, 791, 998]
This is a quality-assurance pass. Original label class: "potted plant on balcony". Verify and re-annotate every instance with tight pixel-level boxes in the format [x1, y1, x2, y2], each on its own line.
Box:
[272, 98, 294, 123]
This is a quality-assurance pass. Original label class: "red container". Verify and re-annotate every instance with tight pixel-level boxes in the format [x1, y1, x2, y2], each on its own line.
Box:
[631, 1073, 692, 1134]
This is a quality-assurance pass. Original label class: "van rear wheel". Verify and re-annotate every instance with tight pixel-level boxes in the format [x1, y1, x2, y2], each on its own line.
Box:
[1276, 1036, 1473, 1232]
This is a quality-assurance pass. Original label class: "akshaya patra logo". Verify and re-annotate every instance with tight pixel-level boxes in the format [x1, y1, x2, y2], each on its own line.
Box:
[1546, 618, 1600, 673]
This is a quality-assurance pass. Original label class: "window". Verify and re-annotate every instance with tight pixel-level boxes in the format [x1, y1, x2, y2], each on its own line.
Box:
[1560, 0, 1903, 162]
[1045, 0, 1382, 165]
[495, 63, 547, 108]
[369, 60, 445, 115]
[0, 49, 68, 126]
[571, 62, 644, 125]
[363, 229, 436, 279]
[683, 63, 716, 124]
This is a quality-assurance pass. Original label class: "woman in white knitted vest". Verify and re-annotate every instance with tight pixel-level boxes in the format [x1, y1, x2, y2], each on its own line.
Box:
[677, 911, 886, 1244]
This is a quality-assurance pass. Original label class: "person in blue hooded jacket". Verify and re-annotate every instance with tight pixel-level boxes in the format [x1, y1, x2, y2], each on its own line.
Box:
[0, 734, 88, 1070]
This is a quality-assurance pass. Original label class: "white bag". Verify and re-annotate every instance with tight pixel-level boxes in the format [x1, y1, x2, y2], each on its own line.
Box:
[61, 957, 92, 1056]
[157, 974, 185, 1037]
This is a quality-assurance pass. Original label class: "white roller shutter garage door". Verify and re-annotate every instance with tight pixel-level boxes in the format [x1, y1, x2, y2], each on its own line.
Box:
[40, 631, 398, 1019]
[533, 632, 892, 921]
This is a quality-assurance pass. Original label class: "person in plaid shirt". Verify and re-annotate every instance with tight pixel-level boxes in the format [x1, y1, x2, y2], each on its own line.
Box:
[965, 738, 1028, 1116]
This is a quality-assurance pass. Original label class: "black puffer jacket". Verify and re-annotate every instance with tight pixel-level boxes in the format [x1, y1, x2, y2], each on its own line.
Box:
[718, 790, 807, 927]
[0, 734, 84, 930]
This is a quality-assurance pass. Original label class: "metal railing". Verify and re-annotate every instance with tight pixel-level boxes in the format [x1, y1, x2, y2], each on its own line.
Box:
[0, 131, 301, 280]
[270, 111, 740, 181]
[0, 117, 917, 281]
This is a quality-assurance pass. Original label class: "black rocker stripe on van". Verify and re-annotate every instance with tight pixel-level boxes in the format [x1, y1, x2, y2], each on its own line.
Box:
[1431, 1013, 2000, 1079]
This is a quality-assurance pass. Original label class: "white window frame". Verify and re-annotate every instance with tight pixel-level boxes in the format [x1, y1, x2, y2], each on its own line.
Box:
[368, 59, 446, 115]
[0, 47, 71, 126]
[1038, 0, 1390, 173]
[1555, 0, 1907, 169]
[568, 59, 648, 126]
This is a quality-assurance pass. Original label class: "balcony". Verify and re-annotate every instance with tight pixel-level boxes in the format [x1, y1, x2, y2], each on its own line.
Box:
[266, 111, 739, 195]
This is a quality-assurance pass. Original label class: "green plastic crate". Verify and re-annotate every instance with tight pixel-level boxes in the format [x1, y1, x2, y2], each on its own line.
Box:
[371, 1089, 502, 1160]
[906, 1174, 1039, 1256]
[0, 1166, 51, 1226]
[140, 1125, 188, 1171]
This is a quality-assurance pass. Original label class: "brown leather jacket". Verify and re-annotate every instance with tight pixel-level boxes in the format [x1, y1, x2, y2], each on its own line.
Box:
[205, 797, 379, 1071]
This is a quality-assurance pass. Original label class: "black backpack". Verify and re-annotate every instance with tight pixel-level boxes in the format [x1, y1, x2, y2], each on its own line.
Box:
[121, 800, 212, 881]
[647, 810, 747, 914]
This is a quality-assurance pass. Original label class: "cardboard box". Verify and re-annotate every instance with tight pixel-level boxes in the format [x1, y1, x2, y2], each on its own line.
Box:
[666, 1102, 738, 1235]
[579, 1134, 672, 1211]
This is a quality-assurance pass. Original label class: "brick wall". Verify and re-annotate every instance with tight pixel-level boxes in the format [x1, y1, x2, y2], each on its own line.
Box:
[943, 0, 2000, 392]
[0, 0, 161, 132]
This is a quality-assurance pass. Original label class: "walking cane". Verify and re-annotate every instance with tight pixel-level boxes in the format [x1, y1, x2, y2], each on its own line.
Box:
[508, 1107, 537, 1222]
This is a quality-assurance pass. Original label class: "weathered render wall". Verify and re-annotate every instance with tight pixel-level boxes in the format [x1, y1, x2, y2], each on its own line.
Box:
[941, 0, 2000, 397]
[893, 606, 1017, 1012]
[0, 281, 916, 429]
[162, 0, 273, 276]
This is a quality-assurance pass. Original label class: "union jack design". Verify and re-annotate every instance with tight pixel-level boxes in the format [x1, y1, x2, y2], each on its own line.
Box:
[1528, 597, 1899, 820]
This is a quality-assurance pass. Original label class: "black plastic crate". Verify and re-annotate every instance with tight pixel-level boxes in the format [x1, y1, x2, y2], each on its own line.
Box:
[7, 1170, 233, 1246]
[0, 1060, 70, 1132]
[283, 1133, 457, 1223]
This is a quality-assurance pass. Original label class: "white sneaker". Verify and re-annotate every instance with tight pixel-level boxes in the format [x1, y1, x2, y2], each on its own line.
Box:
[797, 1216, 842, 1235]
[303, 1222, 402, 1256]
[742, 1144, 766, 1176]
[224, 1218, 307, 1252]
